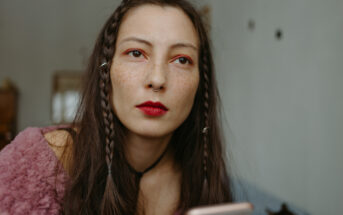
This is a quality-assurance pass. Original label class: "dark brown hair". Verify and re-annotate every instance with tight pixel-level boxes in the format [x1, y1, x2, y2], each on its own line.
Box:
[61, 0, 233, 214]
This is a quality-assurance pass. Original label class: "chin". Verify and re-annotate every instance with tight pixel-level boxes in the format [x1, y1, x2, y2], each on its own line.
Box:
[118, 116, 180, 139]
[139, 130, 172, 139]
[128, 126, 174, 139]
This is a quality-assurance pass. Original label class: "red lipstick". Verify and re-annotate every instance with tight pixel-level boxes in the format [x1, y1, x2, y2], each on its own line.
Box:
[136, 101, 168, 116]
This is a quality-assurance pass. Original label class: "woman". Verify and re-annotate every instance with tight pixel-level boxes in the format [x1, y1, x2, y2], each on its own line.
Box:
[0, 0, 233, 214]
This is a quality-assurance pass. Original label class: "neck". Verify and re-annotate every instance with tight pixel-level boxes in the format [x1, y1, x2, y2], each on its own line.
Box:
[124, 132, 173, 173]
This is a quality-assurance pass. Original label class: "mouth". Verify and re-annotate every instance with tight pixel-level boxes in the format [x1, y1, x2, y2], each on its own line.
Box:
[136, 101, 168, 116]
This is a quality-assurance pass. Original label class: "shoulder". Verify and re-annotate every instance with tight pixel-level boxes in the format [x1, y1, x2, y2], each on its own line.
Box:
[44, 128, 72, 160]
[0, 126, 69, 214]
[0, 125, 72, 162]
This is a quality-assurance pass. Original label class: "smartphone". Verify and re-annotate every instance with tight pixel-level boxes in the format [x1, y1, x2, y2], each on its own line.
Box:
[185, 202, 254, 215]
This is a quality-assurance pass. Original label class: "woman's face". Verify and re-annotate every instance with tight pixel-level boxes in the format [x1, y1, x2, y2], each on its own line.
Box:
[110, 4, 199, 138]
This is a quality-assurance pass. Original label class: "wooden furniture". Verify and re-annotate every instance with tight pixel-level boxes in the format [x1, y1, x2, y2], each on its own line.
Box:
[0, 80, 18, 150]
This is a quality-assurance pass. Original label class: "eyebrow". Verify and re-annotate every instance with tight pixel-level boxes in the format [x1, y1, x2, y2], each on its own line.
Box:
[119, 36, 198, 51]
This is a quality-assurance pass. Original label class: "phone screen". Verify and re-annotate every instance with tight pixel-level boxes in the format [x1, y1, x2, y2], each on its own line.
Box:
[185, 202, 254, 215]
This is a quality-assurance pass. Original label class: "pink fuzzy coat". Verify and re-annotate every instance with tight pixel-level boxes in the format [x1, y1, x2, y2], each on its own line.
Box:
[0, 126, 68, 215]
[0, 126, 183, 215]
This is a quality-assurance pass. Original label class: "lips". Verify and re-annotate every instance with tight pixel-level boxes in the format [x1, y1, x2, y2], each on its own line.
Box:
[136, 101, 168, 116]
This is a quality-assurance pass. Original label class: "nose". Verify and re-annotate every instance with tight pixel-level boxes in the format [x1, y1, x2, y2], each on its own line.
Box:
[146, 62, 167, 92]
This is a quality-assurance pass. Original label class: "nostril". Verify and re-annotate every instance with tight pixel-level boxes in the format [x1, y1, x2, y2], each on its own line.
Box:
[148, 84, 163, 90]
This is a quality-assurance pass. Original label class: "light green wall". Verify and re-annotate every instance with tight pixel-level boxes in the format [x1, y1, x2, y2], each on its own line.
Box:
[207, 0, 343, 214]
[0, 0, 121, 130]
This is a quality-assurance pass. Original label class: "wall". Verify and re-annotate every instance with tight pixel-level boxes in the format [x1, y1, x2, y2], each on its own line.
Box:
[0, 0, 121, 130]
[207, 0, 343, 214]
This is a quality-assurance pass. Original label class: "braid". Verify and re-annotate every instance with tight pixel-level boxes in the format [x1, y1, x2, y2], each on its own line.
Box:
[200, 45, 211, 202]
[99, 63, 115, 173]
[100, 0, 128, 178]
[98, 1, 130, 214]
[101, 1, 128, 63]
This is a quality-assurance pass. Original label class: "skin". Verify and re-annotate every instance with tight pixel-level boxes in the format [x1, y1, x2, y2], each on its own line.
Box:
[110, 5, 200, 214]
[46, 4, 200, 215]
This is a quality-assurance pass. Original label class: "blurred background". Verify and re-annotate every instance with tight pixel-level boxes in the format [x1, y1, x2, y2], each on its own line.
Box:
[0, 0, 342, 214]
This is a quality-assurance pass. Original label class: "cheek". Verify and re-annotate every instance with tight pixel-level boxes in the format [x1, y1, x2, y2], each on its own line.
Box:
[172, 72, 199, 112]
[111, 62, 135, 86]
[109, 62, 140, 110]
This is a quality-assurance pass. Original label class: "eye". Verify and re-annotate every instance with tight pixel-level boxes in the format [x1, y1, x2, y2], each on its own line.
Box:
[174, 56, 193, 65]
[126, 49, 144, 58]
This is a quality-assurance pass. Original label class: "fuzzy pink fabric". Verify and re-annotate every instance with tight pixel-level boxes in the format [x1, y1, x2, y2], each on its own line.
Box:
[0, 126, 69, 215]
[0, 126, 183, 215]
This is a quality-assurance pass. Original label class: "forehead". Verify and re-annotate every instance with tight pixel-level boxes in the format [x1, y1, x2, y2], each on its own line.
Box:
[116, 4, 199, 47]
